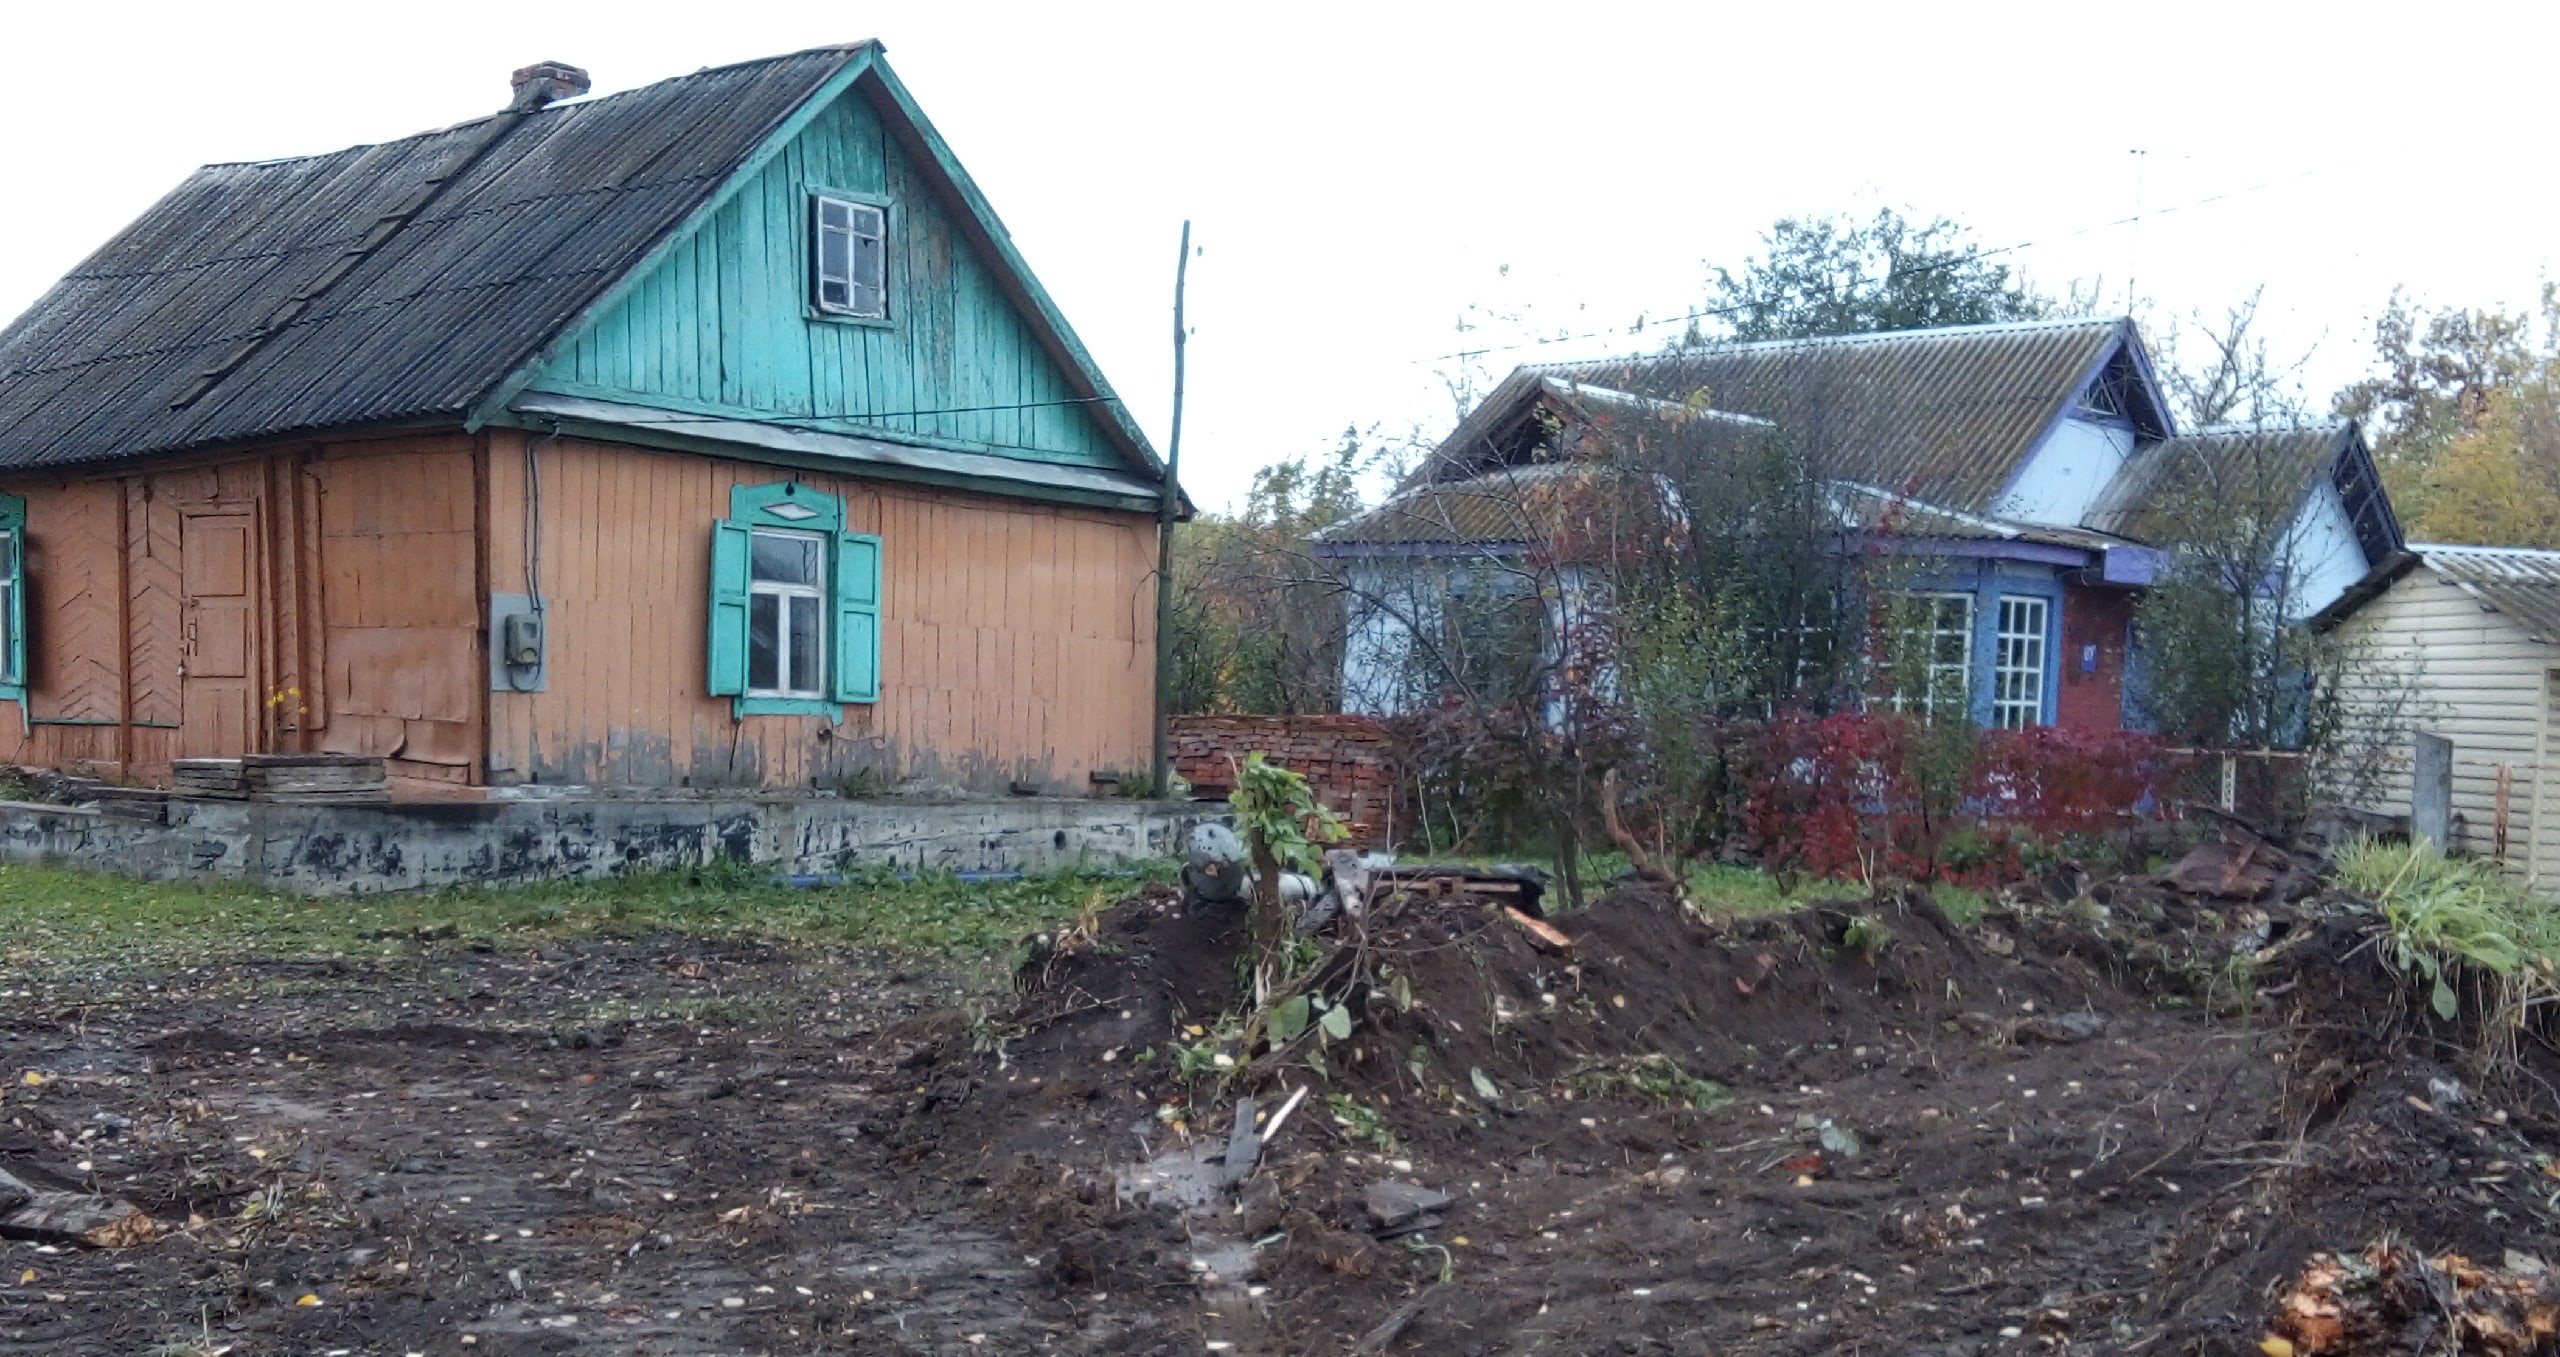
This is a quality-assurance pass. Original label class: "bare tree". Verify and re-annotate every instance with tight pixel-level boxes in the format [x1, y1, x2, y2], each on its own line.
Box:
[2153, 286, 2315, 427]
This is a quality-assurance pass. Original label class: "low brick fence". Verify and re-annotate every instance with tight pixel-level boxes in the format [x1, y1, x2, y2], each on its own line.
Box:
[1170, 714, 1401, 846]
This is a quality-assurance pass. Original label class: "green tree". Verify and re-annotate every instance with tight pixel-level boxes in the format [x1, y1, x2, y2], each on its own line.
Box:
[2415, 368, 2560, 547]
[1166, 432, 1373, 715]
[2333, 286, 2558, 523]
[1696, 209, 2048, 343]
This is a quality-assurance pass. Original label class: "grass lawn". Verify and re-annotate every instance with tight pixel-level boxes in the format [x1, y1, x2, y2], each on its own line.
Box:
[0, 849, 1974, 983]
[0, 860, 1169, 971]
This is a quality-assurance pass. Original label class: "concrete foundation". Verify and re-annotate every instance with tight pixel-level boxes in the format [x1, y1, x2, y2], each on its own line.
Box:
[0, 793, 1208, 897]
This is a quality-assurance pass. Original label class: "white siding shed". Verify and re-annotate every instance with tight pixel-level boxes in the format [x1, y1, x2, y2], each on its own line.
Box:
[2330, 545, 2560, 891]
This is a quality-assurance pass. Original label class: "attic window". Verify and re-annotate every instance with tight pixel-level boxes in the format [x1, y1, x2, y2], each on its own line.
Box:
[2079, 372, 2126, 420]
[813, 195, 887, 319]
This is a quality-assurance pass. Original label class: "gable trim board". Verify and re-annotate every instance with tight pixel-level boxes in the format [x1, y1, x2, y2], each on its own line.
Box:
[503, 392, 1164, 513]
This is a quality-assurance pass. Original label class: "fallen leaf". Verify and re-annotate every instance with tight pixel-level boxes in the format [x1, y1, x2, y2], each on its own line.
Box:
[296, 1294, 321, 1307]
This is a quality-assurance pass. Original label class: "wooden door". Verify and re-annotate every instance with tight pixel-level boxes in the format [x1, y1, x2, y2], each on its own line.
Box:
[179, 509, 256, 758]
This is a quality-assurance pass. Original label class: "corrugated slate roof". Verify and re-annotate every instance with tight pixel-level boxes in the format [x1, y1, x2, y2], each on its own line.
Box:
[2085, 423, 2343, 540]
[0, 46, 864, 471]
[2083, 420, 2401, 564]
[1317, 460, 1620, 547]
[1430, 318, 2132, 514]
[2416, 543, 2560, 643]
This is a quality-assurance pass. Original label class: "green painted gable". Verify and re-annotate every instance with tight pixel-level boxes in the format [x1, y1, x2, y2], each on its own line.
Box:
[524, 75, 1128, 473]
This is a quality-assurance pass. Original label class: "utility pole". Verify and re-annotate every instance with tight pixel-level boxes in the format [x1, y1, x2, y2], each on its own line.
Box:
[1151, 221, 1192, 797]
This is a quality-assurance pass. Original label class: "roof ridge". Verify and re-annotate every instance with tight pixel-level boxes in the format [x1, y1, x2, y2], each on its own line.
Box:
[2415, 542, 2560, 558]
[194, 43, 879, 172]
[1518, 315, 2126, 375]
[2171, 419, 2351, 438]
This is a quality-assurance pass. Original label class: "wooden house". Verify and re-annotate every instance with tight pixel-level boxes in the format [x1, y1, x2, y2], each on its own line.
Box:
[1318, 319, 2404, 734]
[2320, 544, 2560, 890]
[0, 44, 1175, 796]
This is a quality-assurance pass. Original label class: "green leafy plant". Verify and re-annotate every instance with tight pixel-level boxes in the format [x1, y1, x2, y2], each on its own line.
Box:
[1840, 913, 1892, 963]
[1228, 753, 1349, 999]
[2336, 837, 2560, 1022]
[1565, 1053, 1732, 1111]
[1325, 1092, 1397, 1151]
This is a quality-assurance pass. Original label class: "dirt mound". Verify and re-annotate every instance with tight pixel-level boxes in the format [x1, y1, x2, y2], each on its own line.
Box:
[881, 874, 2560, 1356]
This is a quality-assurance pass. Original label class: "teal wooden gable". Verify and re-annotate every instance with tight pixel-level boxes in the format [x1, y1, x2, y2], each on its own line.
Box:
[496, 51, 1165, 505]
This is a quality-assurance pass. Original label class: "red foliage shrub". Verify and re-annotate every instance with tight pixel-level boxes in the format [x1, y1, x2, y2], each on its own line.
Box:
[1741, 712, 2163, 888]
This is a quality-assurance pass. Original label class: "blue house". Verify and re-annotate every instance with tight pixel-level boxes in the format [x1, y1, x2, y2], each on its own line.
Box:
[1317, 318, 2402, 733]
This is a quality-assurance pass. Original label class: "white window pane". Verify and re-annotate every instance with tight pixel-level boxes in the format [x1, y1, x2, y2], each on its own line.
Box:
[1992, 596, 2046, 728]
[818, 226, 850, 284]
[748, 594, 782, 691]
[787, 595, 822, 694]
[751, 532, 821, 585]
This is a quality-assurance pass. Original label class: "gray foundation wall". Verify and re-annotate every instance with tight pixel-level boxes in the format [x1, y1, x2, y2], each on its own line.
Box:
[0, 795, 1208, 897]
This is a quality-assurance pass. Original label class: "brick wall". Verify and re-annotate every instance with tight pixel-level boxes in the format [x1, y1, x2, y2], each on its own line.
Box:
[1170, 714, 1401, 845]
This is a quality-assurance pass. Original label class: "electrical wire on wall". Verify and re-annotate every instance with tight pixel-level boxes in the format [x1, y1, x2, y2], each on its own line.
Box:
[505, 423, 557, 693]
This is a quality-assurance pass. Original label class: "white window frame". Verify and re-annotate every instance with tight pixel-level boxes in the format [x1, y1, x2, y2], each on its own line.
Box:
[747, 527, 828, 700]
[812, 195, 888, 320]
[1891, 592, 1973, 721]
[1992, 595, 2050, 730]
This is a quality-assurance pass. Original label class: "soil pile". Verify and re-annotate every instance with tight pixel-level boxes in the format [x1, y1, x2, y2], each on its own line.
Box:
[890, 875, 2560, 1355]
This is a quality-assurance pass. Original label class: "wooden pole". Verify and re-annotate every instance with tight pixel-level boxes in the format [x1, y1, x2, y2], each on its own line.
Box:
[1151, 220, 1191, 796]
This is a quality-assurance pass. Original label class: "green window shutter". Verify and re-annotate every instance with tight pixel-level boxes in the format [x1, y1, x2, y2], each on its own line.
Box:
[707, 518, 751, 696]
[833, 531, 881, 704]
[0, 494, 25, 698]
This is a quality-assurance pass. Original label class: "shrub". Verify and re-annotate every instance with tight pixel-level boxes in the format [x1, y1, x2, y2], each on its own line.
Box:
[1741, 711, 2162, 889]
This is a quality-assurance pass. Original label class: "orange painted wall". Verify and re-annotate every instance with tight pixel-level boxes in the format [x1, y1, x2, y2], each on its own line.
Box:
[0, 430, 1149, 795]
[0, 438, 482, 785]
[310, 439, 483, 779]
[480, 431, 1157, 792]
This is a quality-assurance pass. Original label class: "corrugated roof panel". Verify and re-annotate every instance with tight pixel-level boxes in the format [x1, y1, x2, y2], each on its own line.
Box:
[2417, 544, 2560, 644]
[2084, 424, 2347, 543]
[1433, 319, 2127, 515]
[0, 45, 863, 470]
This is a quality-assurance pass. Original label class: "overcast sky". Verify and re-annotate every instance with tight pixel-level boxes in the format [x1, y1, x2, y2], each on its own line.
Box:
[7, 1, 2554, 513]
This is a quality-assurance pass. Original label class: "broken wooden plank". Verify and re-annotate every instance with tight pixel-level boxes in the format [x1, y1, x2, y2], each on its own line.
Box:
[1503, 907, 1575, 953]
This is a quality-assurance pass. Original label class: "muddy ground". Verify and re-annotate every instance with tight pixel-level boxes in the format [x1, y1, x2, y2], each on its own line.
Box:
[1, 877, 2554, 1355]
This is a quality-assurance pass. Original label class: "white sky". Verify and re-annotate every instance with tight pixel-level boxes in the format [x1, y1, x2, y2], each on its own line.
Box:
[6, 1, 2555, 513]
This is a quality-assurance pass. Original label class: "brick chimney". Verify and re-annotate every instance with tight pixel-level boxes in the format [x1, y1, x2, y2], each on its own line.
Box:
[508, 61, 591, 111]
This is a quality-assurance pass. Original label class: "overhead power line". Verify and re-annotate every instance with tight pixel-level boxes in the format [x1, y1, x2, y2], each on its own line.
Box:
[1414, 158, 2355, 367]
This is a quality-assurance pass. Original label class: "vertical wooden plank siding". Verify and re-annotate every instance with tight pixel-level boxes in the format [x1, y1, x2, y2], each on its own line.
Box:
[482, 432, 1154, 792]
[311, 437, 483, 779]
[520, 80, 1128, 474]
